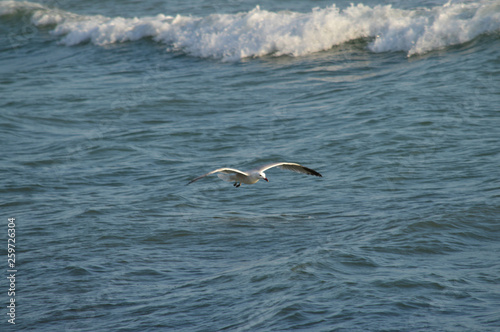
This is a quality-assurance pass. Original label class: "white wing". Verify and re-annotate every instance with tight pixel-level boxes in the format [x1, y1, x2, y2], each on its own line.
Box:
[187, 168, 249, 185]
[257, 162, 322, 177]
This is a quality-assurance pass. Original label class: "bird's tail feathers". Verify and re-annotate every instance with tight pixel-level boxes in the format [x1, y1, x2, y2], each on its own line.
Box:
[217, 173, 234, 182]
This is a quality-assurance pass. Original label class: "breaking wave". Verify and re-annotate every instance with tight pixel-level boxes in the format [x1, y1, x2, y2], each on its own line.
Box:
[2, 1, 499, 59]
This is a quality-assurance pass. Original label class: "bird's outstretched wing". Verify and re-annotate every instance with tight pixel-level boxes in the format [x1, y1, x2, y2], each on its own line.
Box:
[257, 162, 322, 177]
[187, 168, 249, 185]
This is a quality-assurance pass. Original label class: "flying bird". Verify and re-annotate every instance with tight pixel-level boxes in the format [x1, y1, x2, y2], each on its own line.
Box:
[187, 162, 322, 187]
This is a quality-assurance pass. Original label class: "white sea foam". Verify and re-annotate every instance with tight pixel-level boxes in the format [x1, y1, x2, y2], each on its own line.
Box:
[2, 1, 499, 59]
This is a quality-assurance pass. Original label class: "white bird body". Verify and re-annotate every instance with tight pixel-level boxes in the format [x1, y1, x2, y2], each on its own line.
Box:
[187, 162, 322, 187]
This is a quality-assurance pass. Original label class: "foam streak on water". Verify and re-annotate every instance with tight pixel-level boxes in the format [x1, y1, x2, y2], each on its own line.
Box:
[1, 1, 500, 59]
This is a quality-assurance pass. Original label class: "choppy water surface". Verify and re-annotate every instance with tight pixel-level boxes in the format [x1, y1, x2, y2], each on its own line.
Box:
[1, 0, 500, 330]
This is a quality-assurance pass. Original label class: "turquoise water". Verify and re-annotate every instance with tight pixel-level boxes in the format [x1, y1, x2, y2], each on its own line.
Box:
[1, 0, 500, 330]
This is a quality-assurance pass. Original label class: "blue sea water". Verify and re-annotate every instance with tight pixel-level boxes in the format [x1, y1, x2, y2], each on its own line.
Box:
[1, 0, 500, 330]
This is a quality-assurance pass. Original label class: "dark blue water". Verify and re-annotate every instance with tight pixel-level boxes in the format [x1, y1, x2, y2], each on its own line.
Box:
[1, 0, 500, 330]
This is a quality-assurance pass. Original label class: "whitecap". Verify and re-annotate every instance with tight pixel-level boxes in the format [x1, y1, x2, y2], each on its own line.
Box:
[2, 1, 499, 59]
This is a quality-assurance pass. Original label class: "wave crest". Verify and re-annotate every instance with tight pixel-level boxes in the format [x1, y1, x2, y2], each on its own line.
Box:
[2, 1, 499, 59]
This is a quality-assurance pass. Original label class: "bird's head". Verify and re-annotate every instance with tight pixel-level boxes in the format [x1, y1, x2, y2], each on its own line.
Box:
[259, 172, 269, 182]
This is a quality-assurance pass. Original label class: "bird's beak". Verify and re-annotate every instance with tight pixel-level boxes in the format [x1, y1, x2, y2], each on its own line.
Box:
[264, 178, 269, 182]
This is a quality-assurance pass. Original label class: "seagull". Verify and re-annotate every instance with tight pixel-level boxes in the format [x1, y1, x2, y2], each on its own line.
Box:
[187, 162, 322, 187]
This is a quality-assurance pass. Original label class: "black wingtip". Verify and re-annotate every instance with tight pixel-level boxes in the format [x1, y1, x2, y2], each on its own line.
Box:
[304, 166, 322, 177]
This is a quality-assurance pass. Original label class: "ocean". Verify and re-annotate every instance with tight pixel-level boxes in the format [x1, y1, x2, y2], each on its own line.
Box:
[1, 0, 500, 330]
